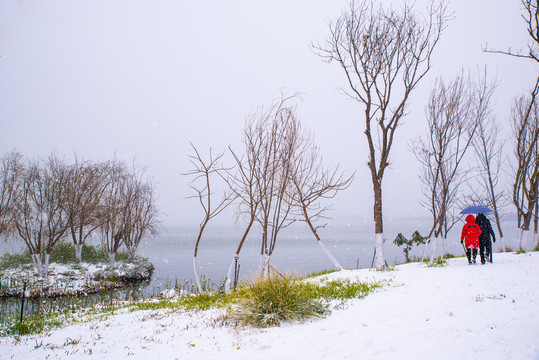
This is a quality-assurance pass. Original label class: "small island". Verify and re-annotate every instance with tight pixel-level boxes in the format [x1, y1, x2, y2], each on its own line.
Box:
[0, 242, 154, 299]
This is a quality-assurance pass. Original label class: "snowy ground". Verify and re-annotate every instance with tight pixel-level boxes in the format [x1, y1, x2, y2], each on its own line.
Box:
[0, 252, 538, 360]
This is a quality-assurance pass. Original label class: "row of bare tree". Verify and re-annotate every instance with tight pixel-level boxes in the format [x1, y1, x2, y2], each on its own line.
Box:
[185, 94, 353, 292]
[0, 152, 160, 275]
[314, 0, 539, 267]
[412, 0, 539, 259]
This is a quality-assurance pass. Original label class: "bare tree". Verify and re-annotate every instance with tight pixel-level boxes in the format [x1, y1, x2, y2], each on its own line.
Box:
[484, 0, 539, 250]
[41, 154, 70, 274]
[122, 165, 160, 262]
[184, 144, 233, 293]
[12, 155, 70, 275]
[511, 92, 539, 250]
[0, 150, 24, 237]
[251, 95, 300, 276]
[13, 159, 46, 275]
[64, 158, 108, 262]
[290, 134, 353, 271]
[412, 72, 491, 263]
[223, 116, 265, 292]
[98, 158, 128, 267]
[314, 0, 448, 269]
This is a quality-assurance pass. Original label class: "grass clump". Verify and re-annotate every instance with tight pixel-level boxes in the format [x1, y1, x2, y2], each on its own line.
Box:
[229, 275, 327, 328]
[228, 274, 383, 328]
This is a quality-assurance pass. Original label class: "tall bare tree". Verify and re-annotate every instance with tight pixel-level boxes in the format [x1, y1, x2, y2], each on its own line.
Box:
[314, 0, 448, 269]
[485, 0, 539, 249]
[412, 72, 491, 263]
[184, 144, 233, 293]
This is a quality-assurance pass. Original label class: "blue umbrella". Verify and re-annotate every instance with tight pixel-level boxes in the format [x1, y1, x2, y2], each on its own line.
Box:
[460, 205, 493, 215]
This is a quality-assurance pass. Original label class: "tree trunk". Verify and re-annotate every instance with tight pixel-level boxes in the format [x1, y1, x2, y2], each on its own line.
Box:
[75, 244, 83, 263]
[224, 255, 241, 294]
[259, 253, 270, 278]
[43, 253, 50, 276]
[499, 236, 506, 252]
[32, 254, 43, 277]
[127, 245, 137, 262]
[193, 256, 202, 293]
[429, 236, 439, 265]
[108, 252, 116, 267]
[373, 181, 385, 269]
[441, 237, 447, 257]
[318, 240, 343, 271]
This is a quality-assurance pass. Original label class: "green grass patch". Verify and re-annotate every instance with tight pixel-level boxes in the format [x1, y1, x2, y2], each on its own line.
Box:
[423, 256, 447, 267]
[1, 272, 383, 337]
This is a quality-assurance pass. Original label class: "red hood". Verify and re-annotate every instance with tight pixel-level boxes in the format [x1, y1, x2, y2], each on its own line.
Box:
[466, 214, 476, 223]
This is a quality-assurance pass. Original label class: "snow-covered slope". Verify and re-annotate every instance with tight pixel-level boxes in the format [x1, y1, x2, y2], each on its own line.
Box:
[1, 252, 538, 359]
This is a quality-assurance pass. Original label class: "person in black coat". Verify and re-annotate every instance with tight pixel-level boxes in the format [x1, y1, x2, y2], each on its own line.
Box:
[476, 213, 496, 264]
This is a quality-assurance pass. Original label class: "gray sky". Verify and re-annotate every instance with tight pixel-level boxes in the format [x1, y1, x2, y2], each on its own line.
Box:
[0, 0, 536, 227]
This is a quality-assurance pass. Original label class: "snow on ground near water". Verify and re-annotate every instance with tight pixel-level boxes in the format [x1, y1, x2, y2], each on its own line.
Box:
[1, 252, 538, 360]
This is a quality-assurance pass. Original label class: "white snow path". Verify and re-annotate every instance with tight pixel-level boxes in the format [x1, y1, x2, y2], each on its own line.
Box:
[0, 252, 538, 359]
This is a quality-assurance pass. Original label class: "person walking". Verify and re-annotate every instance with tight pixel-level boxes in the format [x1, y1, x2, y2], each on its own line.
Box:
[461, 214, 482, 265]
[476, 213, 496, 264]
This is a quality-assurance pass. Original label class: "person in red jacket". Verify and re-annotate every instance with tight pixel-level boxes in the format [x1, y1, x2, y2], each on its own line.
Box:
[461, 214, 482, 265]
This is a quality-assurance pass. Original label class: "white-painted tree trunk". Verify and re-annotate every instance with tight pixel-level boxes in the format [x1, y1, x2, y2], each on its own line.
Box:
[421, 240, 429, 260]
[499, 236, 506, 252]
[224, 255, 241, 294]
[193, 256, 203, 293]
[32, 254, 43, 277]
[374, 233, 385, 269]
[108, 252, 116, 267]
[43, 253, 50, 276]
[517, 228, 529, 250]
[127, 245, 137, 262]
[429, 236, 439, 265]
[259, 254, 270, 278]
[441, 236, 447, 257]
[75, 244, 83, 263]
[318, 240, 343, 271]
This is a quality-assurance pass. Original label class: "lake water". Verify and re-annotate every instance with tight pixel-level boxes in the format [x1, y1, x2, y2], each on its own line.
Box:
[136, 216, 521, 291]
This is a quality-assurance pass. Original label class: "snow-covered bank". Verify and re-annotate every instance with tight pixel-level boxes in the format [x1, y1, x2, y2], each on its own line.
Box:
[1, 252, 538, 360]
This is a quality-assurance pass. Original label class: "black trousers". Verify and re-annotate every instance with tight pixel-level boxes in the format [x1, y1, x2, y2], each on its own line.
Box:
[479, 240, 492, 263]
[466, 248, 478, 264]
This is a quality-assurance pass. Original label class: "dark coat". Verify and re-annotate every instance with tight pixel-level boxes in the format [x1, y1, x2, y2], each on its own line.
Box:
[476, 213, 496, 244]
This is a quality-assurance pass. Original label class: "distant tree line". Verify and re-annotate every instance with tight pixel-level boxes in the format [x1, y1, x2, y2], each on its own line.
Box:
[0, 151, 160, 276]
